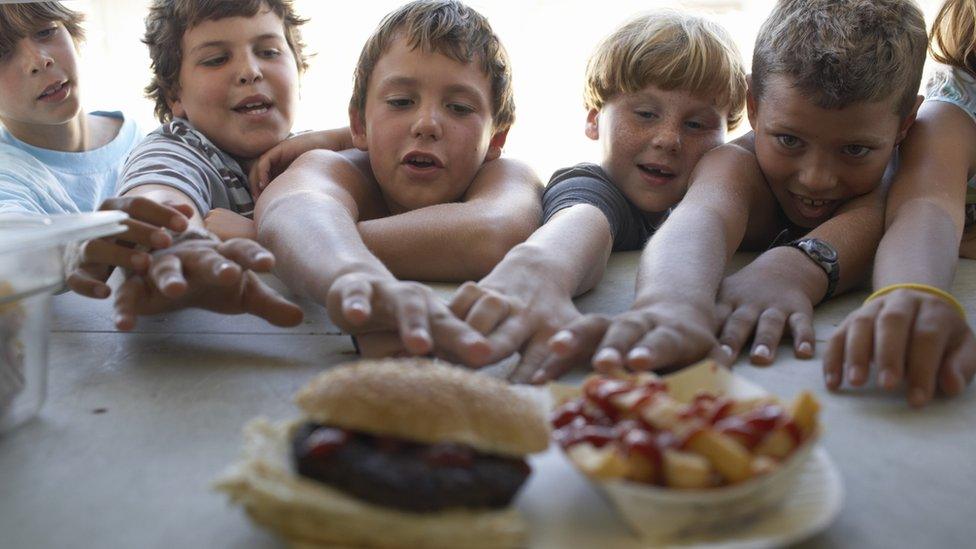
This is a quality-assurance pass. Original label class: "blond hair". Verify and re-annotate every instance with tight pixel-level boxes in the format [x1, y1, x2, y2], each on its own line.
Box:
[931, 0, 976, 75]
[144, 0, 309, 123]
[583, 10, 747, 130]
[350, 0, 515, 133]
[752, 0, 926, 117]
[0, 2, 84, 60]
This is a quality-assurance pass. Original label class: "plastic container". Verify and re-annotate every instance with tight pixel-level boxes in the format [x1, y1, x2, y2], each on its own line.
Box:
[0, 212, 127, 433]
[553, 361, 823, 545]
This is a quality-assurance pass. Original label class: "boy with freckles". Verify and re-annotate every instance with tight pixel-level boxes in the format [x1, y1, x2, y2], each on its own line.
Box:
[447, 10, 747, 381]
[256, 0, 541, 363]
[549, 0, 928, 378]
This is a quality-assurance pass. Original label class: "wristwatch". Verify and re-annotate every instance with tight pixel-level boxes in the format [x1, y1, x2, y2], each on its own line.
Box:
[786, 238, 839, 302]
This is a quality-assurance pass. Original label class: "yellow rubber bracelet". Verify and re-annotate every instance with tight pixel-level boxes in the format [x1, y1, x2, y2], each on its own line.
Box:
[865, 283, 967, 319]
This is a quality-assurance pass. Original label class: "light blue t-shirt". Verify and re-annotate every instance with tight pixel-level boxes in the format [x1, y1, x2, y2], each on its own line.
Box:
[0, 111, 141, 215]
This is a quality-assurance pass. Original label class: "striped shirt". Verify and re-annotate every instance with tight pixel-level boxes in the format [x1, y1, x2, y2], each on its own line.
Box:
[117, 118, 254, 217]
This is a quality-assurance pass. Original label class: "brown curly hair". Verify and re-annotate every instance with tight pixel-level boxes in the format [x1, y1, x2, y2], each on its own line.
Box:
[143, 0, 309, 123]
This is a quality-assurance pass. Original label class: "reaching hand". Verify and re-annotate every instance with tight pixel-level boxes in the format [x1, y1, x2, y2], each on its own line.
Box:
[67, 197, 193, 298]
[112, 232, 303, 330]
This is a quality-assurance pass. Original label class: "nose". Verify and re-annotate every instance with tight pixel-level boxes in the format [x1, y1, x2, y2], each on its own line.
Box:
[24, 42, 54, 75]
[236, 52, 263, 85]
[651, 120, 681, 153]
[796, 152, 838, 193]
[411, 103, 442, 141]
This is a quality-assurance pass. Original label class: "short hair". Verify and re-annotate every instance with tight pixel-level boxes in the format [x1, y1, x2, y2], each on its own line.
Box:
[0, 2, 85, 61]
[930, 0, 976, 75]
[350, 0, 515, 133]
[144, 0, 309, 123]
[752, 0, 926, 117]
[584, 10, 748, 130]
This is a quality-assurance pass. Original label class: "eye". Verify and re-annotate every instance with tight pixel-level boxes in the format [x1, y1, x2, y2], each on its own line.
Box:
[635, 110, 658, 120]
[258, 48, 281, 59]
[685, 119, 705, 130]
[842, 144, 871, 158]
[201, 55, 227, 67]
[386, 98, 412, 108]
[35, 26, 58, 40]
[776, 134, 802, 149]
[447, 103, 474, 115]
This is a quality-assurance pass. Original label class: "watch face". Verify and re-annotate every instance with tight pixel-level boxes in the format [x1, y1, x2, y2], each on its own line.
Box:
[810, 240, 838, 262]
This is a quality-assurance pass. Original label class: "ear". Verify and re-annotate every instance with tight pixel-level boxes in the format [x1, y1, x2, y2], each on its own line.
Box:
[168, 90, 185, 119]
[746, 75, 759, 130]
[348, 105, 369, 151]
[585, 108, 600, 141]
[895, 94, 924, 144]
[484, 128, 509, 162]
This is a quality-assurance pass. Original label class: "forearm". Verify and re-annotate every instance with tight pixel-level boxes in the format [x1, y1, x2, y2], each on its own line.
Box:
[874, 198, 961, 289]
[804, 193, 885, 299]
[635, 206, 731, 307]
[483, 205, 613, 298]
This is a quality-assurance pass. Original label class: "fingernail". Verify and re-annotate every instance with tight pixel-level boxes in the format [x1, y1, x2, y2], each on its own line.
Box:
[847, 366, 862, 384]
[149, 231, 169, 248]
[878, 370, 895, 389]
[253, 252, 273, 263]
[218, 262, 233, 273]
[721, 344, 734, 358]
[909, 388, 926, 406]
[825, 372, 838, 387]
[94, 285, 110, 299]
[130, 254, 148, 270]
[627, 346, 651, 363]
[170, 215, 187, 229]
[594, 348, 620, 365]
[753, 344, 771, 359]
[798, 341, 813, 356]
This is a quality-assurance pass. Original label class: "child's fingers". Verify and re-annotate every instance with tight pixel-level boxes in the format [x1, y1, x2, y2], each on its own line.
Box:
[593, 316, 652, 373]
[240, 271, 304, 327]
[102, 196, 189, 232]
[113, 275, 148, 331]
[82, 238, 151, 272]
[116, 218, 173, 249]
[535, 321, 608, 383]
[939, 331, 976, 396]
[750, 308, 788, 365]
[904, 312, 950, 408]
[713, 302, 733, 332]
[465, 293, 511, 335]
[338, 279, 374, 326]
[718, 306, 760, 361]
[822, 327, 847, 390]
[448, 281, 483, 319]
[788, 312, 816, 359]
[186, 250, 242, 286]
[217, 239, 276, 272]
[874, 298, 913, 390]
[148, 253, 189, 299]
[66, 268, 112, 299]
[508, 332, 552, 384]
[626, 327, 684, 371]
[483, 316, 532, 364]
[427, 310, 492, 367]
[392, 286, 434, 356]
[843, 314, 874, 387]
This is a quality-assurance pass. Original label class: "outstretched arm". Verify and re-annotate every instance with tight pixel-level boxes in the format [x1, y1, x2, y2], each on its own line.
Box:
[358, 158, 543, 281]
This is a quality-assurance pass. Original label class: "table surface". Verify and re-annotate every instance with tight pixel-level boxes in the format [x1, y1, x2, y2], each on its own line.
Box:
[2, 252, 974, 549]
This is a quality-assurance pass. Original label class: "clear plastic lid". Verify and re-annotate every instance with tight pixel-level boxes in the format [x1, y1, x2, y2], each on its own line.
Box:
[0, 211, 128, 255]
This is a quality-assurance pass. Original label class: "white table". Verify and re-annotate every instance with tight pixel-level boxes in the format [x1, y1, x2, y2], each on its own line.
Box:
[2, 253, 974, 548]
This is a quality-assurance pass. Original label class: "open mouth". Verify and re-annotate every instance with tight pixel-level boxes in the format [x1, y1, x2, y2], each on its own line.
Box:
[402, 152, 443, 169]
[637, 163, 676, 181]
[791, 192, 838, 219]
[233, 95, 273, 115]
[37, 81, 67, 100]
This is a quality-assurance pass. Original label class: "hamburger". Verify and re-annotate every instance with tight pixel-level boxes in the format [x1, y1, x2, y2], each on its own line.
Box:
[215, 359, 550, 548]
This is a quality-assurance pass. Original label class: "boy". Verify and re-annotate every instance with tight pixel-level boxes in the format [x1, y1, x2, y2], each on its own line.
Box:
[255, 0, 541, 364]
[106, 0, 317, 328]
[547, 0, 927, 377]
[447, 10, 747, 380]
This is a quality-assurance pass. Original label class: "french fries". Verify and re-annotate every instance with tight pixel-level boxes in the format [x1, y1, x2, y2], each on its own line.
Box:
[551, 372, 821, 490]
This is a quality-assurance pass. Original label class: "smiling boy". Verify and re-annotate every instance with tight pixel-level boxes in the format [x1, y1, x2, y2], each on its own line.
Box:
[255, 0, 541, 364]
[446, 11, 747, 380]
[552, 0, 928, 375]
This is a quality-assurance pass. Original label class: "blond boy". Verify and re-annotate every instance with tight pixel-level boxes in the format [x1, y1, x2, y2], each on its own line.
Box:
[255, 0, 541, 363]
[449, 11, 747, 380]
[554, 0, 927, 376]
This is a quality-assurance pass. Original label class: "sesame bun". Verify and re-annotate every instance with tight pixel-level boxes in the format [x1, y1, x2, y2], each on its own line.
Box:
[215, 418, 526, 549]
[294, 359, 550, 458]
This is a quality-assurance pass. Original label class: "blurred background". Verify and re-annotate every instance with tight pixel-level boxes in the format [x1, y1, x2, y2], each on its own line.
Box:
[67, 0, 945, 181]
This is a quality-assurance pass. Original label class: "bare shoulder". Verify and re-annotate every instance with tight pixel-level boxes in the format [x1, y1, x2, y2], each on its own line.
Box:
[464, 157, 544, 200]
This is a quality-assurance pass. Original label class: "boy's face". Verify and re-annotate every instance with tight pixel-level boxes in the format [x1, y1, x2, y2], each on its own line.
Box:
[170, 7, 298, 160]
[0, 21, 81, 130]
[748, 74, 917, 229]
[350, 36, 507, 213]
[586, 85, 728, 213]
